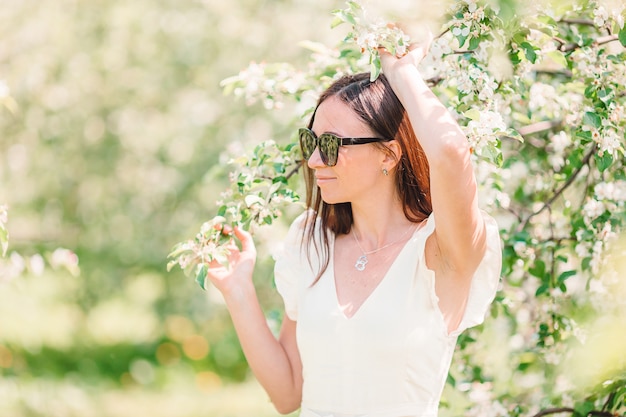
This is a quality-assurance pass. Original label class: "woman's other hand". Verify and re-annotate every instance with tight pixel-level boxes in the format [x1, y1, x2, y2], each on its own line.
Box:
[205, 225, 257, 298]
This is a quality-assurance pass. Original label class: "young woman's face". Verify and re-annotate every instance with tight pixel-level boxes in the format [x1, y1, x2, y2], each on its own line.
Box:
[308, 96, 387, 204]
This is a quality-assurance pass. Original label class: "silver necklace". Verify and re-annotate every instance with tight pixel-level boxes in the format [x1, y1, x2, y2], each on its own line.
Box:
[351, 225, 415, 271]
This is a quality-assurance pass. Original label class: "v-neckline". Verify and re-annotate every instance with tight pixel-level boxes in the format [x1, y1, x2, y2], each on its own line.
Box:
[331, 224, 423, 320]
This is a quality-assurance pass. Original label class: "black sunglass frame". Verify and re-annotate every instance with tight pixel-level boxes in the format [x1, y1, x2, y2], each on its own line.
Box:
[298, 128, 389, 167]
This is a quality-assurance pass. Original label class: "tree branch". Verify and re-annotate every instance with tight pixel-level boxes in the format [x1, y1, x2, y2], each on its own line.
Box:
[532, 407, 575, 417]
[286, 161, 304, 180]
[531, 406, 617, 417]
[518, 120, 563, 137]
[504, 120, 563, 148]
[560, 34, 620, 53]
[535, 68, 573, 78]
[517, 144, 596, 232]
[602, 391, 616, 412]
[559, 18, 595, 26]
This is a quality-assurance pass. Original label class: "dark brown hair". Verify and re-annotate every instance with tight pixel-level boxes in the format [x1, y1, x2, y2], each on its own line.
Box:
[302, 72, 432, 281]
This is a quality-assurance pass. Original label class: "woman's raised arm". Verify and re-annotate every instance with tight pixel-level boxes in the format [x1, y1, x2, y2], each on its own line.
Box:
[379, 39, 487, 275]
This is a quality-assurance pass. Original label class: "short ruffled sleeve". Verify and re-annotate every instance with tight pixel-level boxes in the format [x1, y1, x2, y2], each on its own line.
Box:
[452, 211, 502, 335]
[273, 211, 310, 321]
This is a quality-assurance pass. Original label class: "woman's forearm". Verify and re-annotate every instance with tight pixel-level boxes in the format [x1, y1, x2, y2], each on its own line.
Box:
[388, 65, 470, 162]
[222, 284, 302, 413]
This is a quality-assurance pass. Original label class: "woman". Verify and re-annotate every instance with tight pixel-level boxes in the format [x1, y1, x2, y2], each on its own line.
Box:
[206, 39, 502, 417]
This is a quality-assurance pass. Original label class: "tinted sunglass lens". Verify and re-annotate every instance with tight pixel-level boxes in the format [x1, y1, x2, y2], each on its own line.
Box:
[319, 134, 339, 166]
[299, 129, 316, 160]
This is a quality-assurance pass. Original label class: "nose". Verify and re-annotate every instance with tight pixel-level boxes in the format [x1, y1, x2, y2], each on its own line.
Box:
[307, 146, 325, 168]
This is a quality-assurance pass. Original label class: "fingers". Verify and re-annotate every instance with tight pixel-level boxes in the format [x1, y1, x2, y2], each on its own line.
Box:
[233, 226, 256, 254]
[213, 222, 233, 236]
[378, 46, 394, 64]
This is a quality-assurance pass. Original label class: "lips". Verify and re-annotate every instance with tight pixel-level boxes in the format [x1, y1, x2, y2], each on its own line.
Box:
[315, 175, 335, 185]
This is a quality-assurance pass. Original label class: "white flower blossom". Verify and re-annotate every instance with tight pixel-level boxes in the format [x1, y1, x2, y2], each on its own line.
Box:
[468, 66, 482, 80]
[595, 181, 626, 202]
[550, 131, 571, 153]
[466, 0, 478, 13]
[593, 6, 609, 27]
[477, 75, 497, 101]
[575, 241, 591, 259]
[356, 31, 378, 50]
[598, 128, 622, 157]
[465, 381, 510, 417]
[590, 240, 605, 274]
[548, 154, 565, 171]
[529, 83, 557, 112]
[513, 241, 527, 257]
[29, 254, 45, 276]
[582, 198, 606, 222]
[0, 80, 9, 98]
[0, 204, 7, 227]
[430, 37, 452, 59]
[452, 25, 471, 37]
[457, 70, 474, 94]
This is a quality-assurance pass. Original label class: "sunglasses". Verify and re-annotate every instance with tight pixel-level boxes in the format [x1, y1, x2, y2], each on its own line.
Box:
[298, 128, 390, 167]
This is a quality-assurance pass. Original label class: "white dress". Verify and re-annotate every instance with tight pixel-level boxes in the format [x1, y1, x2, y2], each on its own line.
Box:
[274, 211, 502, 417]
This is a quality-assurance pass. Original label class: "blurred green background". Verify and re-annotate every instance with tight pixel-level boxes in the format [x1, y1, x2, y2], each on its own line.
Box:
[0, 0, 346, 415]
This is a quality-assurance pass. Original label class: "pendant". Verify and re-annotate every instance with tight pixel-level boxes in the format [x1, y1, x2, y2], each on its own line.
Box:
[355, 255, 368, 271]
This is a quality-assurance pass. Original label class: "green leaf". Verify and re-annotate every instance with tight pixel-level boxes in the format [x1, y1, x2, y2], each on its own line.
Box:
[195, 264, 208, 290]
[535, 284, 549, 296]
[468, 36, 480, 50]
[166, 259, 178, 272]
[331, 9, 356, 27]
[573, 400, 595, 417]
[272, 176, 288, 185]
[464, 108, 481, 121]
[167, 243, 190, 259]
[558, 270, 576, 283]
[347, 0, 362, 11]
[521, 42, 537, 63]
[244, 194, 265, 207]
[446, 373, 456, 388]
[546, 50, 567, 68]
[369, 56, 382, 82]
[0, 227, 7, 257]
[330, 15, 345, 29]
[504, 128, 524, 142]
[598, 88, 615, 104]
[509, 50, 522, 65]
[595, 152, 613, 172]
[529, 259, 546, 279]
[456, 34, 468, 48]
[582, 256, 592, 271]
[575, 129, 592, 143]
[619, 26, 626, 47]
[583, 112, 601, 129]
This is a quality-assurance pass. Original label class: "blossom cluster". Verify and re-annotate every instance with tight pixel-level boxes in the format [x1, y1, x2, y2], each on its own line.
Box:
[220, 62, 306, 110]
[167, 140, 301, 288]
[331, 0, 411, 81]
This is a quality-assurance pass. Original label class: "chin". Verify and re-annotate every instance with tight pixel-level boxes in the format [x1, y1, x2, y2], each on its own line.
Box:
[320, 193, 348, 205]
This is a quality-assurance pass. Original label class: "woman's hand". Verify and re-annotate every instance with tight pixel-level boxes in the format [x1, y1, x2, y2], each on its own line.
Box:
[378, 30, 433, 85]
[205, 225, 257, 298]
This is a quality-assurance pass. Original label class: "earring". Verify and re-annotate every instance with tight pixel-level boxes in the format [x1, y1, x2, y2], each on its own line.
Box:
[382, 168, 388, 176]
